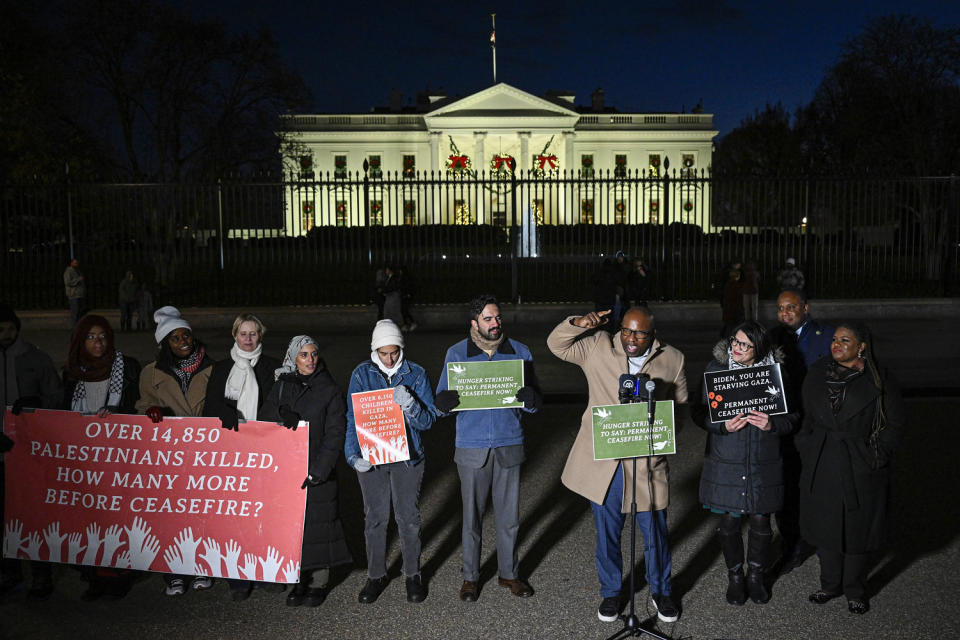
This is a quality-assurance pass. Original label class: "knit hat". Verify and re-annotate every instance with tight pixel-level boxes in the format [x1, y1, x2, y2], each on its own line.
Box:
[154, 306, 191, 343]
[0, 303, 20, 331]
[786, 257, 796, 266]
[370, 319, 404, 351]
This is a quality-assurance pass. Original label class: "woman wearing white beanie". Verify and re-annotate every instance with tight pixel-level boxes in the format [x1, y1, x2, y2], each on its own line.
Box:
[135, 305, 216, 596]
[344, 319, 436, 605]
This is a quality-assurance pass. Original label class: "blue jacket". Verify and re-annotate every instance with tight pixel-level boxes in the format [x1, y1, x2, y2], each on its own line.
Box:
[436, 337, 538, 449]
[797, 318, 834, 368]
[345, 358, 435, 466]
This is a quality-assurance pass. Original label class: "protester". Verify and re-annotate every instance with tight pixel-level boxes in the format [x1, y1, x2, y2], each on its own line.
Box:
[344, 320, 435, 604]
[799, 322, 904, 615]
[63, 258, 87, 328]
[547, 306, 686, 624]
[117, 271, 138, 332]
[202, 313, 281, 601]
[435, 294, 541, 602]
[695, 321, 798, 606]
[626, 258, 650, 308]
[742, 262, 760, 322]
[777, 258, 805, 293]
[0, 303, 62, 599]
[769, 288, 835, 572]
[136, 284, 154, 332]
[63, 314, 142, 600]
[136, 306, 215, 596]
[261, 336, 352, 607]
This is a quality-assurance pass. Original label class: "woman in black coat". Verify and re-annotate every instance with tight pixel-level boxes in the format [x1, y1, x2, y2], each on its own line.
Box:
[696, 321, 798, 606]
[261, 335, 352, 607]
[203, 313, 280, 601]
[798, 322, 904, 615]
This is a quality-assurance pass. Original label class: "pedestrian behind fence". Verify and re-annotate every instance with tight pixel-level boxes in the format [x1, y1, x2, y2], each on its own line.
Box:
[63, 258, 87, 328]
[118, 271, 138, 332]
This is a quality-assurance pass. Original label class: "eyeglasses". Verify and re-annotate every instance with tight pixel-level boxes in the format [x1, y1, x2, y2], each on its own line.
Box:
[620, 328, 653, 340]
[730, 337, 754, 351]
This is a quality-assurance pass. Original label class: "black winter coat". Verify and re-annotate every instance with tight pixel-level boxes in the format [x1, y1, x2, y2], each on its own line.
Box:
[694, 341, 799, 515]
[203, 355, 281, 422]
[62, 355, 141, 414]
[260, 361, 352, 571]
[797, 359, 905, 554]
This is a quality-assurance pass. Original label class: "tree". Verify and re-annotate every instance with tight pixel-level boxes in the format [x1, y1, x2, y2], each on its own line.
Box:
[798, 14, 960, 281]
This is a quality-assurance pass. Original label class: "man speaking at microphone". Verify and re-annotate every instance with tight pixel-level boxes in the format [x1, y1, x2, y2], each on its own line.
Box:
[547, 306, 688, 624]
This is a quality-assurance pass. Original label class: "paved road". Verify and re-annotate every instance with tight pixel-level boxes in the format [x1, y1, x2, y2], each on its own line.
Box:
[3, 306, 959, 639]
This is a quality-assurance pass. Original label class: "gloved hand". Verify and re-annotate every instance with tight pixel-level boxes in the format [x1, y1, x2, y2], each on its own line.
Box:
[279, 406, 300, 430]
[516, 386, 542, 410]
[300, 473, 322, 489]
[10, 396, 41, 415]
[219, 407, 241, 431]
[393, 385, 417, 414]
[352, 458, 372, 473]
[434, 389, 460, 413]
[0, 433, 14, 453]
[145, 406, 164, 423]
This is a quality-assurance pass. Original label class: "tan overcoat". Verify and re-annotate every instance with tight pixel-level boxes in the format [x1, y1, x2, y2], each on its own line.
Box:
[547, 316, 688, 513]
[135, 361, 213, 417]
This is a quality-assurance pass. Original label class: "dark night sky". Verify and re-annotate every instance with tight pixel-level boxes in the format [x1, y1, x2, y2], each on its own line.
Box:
[187, 1, 959, 137]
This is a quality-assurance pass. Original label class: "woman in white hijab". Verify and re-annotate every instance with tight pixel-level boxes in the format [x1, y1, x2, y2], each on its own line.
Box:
[203, 313, 281, 601]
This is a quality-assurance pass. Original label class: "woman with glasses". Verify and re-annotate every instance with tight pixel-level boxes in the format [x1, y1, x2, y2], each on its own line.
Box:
[797, 322, 904, 615]
[696, 321, 798, 606]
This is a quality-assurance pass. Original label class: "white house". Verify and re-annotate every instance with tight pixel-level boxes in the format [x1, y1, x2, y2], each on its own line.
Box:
[280, 83, 717, 235]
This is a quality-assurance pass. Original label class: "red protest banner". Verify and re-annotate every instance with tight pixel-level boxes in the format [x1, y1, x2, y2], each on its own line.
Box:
[350, 389, 409, 465]
[2, 408, 308, 583]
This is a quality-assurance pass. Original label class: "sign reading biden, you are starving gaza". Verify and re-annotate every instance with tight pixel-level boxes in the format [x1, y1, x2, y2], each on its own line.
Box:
[591, 401, 677, 460]
[2, 408, 307, 583]
[703, 363, 788, 423]
[446, 360, 524, 411]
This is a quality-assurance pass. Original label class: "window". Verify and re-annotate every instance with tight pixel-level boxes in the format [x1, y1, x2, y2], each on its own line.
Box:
[301, 201, 315, 231]
[368, 155, 382, 179]
[580, 199, 594, 224]
[402, 155, 416, 179]
[648, 154, 661, 178]
[370, 200, 383, 225]
[615, 200, 627, 224]
[334, 155, 347, 179]
[649, 199, 659, 224]
[532, 199, 544, 225]
[298, 155, 315, 180]
[403, 200, 416, 226]
[614, 154, 628, 179]
[581, 154, 595, 179]
[335, 201, 348, 226]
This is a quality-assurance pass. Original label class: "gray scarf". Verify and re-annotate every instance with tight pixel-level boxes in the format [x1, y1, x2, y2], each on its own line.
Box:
[275, 335, 319, 380]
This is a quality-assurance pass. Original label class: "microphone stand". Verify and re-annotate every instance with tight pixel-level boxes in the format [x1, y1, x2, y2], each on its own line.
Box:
[606, 384, 669, 640]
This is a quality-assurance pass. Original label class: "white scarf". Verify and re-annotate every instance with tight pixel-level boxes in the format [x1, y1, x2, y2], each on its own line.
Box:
[371, 348, 404, 380]
[225, 343, 261, 420]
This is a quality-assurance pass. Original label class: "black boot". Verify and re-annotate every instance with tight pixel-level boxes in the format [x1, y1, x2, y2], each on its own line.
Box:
[747, 516, 772, 604]
[717, 514, 746, 606]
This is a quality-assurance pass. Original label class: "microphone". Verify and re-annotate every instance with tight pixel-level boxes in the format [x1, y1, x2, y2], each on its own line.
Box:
[618, 374, 636, 404]
[634, 373, 651, 400]
[645, 380, 657, 423]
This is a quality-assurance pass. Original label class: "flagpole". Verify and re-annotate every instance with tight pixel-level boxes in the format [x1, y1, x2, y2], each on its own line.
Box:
[491, 13, 497, 84]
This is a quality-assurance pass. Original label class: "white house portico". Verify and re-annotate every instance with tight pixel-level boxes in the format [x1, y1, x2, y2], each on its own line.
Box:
[281, 83, 717, 234]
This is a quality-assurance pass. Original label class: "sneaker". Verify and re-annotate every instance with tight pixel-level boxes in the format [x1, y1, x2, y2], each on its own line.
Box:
[597, 596, 621, 622]
[191, 576, 213, 591]
[651, 593, 679, 623]
[164, 578, 186, 596]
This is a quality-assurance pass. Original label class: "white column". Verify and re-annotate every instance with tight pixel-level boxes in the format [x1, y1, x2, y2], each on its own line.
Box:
[474, 131, 487, 224]
[563, 130, 575, 224]
[518, 131, 530, 173]
[429, 131, 441, 224]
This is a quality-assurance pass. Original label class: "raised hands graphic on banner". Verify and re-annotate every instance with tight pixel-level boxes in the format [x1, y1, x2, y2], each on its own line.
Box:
[199, 538, 222, 576]
[282, 559, 300, 583]
[224, 540, 242, 579]
[101, 524, 126, 565]
[67, 531, 86, 564]
[81, 523, 102, 564]
[3, 519, 26, 558]
[240, 553, 259, 580]
[24, 531, 43, 561]
[43, 523, 68, 562]
[259, 546, 284, 582]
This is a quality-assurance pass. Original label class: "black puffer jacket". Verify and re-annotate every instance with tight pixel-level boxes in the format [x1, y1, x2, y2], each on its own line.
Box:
[260, 360, 352, 571]
[694, 340, 799, 515]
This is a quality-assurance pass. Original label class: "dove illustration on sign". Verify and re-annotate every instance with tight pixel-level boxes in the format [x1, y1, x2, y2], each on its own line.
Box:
[765, 386, 780, 398]
[449, 364, 466, 374]
[594, 408, 612, 419]
[652, 441, 668, 451]
[502, 396, 516, 404]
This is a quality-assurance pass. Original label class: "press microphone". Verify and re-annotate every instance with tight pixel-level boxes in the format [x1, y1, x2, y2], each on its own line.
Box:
[618, 374, 636, 404]
[645, 380, 657, 422]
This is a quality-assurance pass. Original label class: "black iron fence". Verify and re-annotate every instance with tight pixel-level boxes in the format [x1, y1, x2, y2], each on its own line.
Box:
[2, 170, 958, 309]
